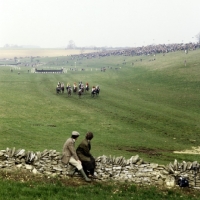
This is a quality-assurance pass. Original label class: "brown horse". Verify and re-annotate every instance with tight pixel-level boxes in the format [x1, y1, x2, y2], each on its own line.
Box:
[73, 86, 77, 93]
[81, 87, 84, 93]
[85, 85, 89, 92]
[61, 86, 64, 93]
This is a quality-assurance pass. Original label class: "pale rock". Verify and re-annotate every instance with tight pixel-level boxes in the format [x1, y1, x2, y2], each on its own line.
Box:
[32, 168, 39, 174]
[16, 164, 22, 168]
[165, 176, 175, 188]
[131, 155, 140, 164]
[25, 164, 33, 170]
[150, 163, 158, 169]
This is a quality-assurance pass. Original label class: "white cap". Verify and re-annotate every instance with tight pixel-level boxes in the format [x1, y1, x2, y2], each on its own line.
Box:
[72, 131, 80, 136]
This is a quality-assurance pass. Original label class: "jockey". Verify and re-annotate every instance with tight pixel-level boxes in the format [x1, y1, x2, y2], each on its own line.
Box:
[68, 85, 72, 91]
[73, 82, 77, 88]
[96, 85, 100, 94]
[85, 82, 89, 91]
[81, 82, 84, 89]
[56, 83, 61, 93]
[66, 83, 70, 90]
[58, 82, 61, 87]
[61, 82, 64, 93]
[92, 86, 96, 94]
[78, 88, 82, 95]
[79, 82, 82, 89]
[57, 84, 60, 88]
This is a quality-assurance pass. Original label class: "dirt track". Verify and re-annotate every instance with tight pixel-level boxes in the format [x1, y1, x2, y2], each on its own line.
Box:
[174, 146, 200, 154]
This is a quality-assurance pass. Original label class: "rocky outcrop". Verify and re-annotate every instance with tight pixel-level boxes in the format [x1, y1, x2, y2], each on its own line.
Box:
[0, 148, 199, 188]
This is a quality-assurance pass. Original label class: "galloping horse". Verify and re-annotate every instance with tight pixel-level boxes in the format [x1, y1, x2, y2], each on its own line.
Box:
[73, 83, 77, 93]
[56, 83, 61, 94]
[95, 86, 100, 96]
[91, 86, 100, 97]
[56, 86, 61, 94]
[78, 89, 82, 98]
[91, 90, 96, 97]
[73, 86, 77, 93]
[85, 83, 89, 92]
[67, 87, 72, 96]
[61, 83, 65, 93]
[81, 87, 84, 93]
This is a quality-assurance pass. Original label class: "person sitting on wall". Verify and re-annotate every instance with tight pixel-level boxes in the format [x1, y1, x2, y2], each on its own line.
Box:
[61, 131, 91, 182]
[76, 132, 98, 179]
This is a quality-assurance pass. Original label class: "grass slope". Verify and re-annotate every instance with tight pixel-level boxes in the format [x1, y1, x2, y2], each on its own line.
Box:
[0, 49, 200, 165]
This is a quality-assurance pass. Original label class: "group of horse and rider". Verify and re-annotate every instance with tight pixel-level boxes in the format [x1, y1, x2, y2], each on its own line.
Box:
[56, 81, 100, 97]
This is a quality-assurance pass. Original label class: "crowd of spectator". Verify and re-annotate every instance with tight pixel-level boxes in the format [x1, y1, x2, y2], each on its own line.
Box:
[69, 42, 200, 60]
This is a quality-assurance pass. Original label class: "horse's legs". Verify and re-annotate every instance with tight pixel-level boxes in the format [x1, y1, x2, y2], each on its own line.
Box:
[91, 92, 95, 97]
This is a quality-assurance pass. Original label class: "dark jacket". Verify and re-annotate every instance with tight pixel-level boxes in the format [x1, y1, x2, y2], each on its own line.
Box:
[76, 139, 92, 162]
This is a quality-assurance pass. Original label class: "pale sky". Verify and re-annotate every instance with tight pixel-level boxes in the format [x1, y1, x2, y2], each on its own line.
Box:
[0, 0, 200, 48]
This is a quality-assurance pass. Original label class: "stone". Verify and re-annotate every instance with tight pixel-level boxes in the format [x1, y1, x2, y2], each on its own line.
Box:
[25, 164, 33, 170]
[187, 162, 192, 170]
[136, 159, 143, 165]
[16, 164, 22, 168]
[15, 149, 25, 157]
[32, 168, 39, 174]
[182, 161, 187, 171]
[165, 176, 175, 188]
[150, 163, 158, 169]
[11, 147, 16, 157]
[131, 155, 139, 164]
[155, 179, 164, 185]
[173, 159, 178, 171]
[1, 147, 200, 189]
[161, 170, 169, 175]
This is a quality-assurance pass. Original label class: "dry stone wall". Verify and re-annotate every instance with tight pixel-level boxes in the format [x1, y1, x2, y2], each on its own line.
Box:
[0, 148, 200, 188]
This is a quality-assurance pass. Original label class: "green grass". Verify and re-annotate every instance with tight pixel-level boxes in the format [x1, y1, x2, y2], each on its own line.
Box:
[0, 181, 199, 200]
[1, 50, 200, 164]
[1, 170, 200, 200]
[1, 49, 200, 199]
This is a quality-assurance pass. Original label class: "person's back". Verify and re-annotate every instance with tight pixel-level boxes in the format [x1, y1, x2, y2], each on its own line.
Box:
[76, 132, 97, 178]
[76, 139, 91, 162]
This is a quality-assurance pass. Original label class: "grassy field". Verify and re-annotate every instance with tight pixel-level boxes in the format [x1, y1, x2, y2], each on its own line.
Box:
[1, 48, 200, 165]
[1, 48, 200, 199]
[1, 171, 200, 200]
